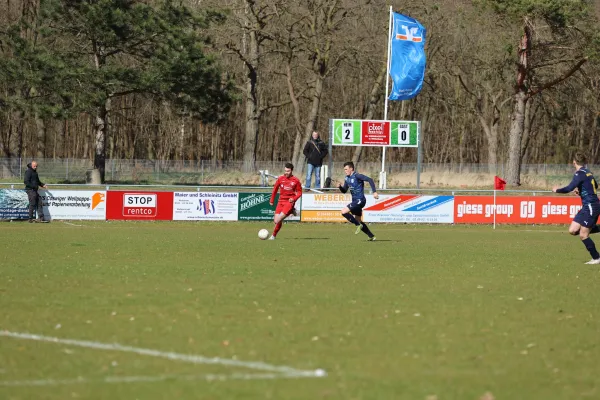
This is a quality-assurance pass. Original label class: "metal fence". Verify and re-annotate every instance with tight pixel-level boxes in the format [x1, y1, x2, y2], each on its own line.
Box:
[0, 157, 578, 184]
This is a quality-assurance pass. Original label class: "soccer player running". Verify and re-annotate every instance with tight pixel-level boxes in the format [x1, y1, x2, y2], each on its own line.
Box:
[269, 162, 302, 240]
[552, 153, 600, 264]
[338, 161, 379, 241]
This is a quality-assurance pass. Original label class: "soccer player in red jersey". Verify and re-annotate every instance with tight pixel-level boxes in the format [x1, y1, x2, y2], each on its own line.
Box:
[268, 163, 302, 240]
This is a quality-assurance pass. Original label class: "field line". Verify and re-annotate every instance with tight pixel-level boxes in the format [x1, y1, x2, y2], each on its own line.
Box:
[62, 221, 84, 227]
[0, 371, 309, 387]
[0, 330, 325, 378]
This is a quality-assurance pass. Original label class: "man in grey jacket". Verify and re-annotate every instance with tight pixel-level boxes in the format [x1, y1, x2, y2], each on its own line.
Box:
[24, 161, 49, 223]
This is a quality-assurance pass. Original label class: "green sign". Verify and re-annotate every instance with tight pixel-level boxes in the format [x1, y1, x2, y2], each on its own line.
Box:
[390, 121, 418, 146]
[238, 192, 276, 221]
[330, 119, 419, 147]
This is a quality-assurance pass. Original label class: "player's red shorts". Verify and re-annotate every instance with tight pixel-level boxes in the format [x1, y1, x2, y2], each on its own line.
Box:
[275, 201, 295, 216]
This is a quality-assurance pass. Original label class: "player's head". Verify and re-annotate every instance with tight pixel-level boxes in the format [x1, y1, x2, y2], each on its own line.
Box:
[31, 161, 38, 170]
[284, 162, 294, 177]
[343, 161, 355, 176]
[312, 131, 319, 140]
[573, 153, 587, 168]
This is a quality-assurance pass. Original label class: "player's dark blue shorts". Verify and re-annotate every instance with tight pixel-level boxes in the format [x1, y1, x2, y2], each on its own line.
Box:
[347, 198, 366, 216]
[574, 203, 600, 228]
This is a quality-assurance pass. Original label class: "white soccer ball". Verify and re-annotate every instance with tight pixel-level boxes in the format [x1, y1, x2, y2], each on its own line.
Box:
[258, 229, 269, 240]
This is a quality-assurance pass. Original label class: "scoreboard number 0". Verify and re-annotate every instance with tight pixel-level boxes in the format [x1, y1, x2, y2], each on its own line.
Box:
[397, 124, 409, 144]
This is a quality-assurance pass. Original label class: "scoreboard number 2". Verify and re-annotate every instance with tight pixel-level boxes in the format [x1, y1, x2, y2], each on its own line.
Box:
[342, 122, 354, 143]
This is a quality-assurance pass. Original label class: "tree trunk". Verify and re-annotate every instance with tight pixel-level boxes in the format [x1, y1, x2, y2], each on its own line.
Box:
[241, 5, 260, 173]
[16, 110, 24, 158]
[506, 91, 527, 186]
[520, 100, 535, 164]
[286, 61, 303, 168]
[479, 114, 498, 175]
[179, 118, 185, 160]
[506, 23, 531, 186]
[35, 114, 45, 158]
[93, 98, 110, 183]
[293, 73, 324, 177]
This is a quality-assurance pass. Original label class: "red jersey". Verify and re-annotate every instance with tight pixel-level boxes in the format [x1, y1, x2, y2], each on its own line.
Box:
[271, 175, 302, 204]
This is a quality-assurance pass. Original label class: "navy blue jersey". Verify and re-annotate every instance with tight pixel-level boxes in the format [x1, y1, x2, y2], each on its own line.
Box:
[556, 168, 599, 206]
[339, 172, 377, 201]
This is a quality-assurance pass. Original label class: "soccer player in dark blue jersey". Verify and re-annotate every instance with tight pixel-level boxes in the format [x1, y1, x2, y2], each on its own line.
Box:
[338, 161, 379, 241]
[553, 153, 600, 265]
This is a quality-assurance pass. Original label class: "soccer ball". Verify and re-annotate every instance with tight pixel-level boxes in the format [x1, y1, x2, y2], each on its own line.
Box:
[258, 229, 269, 240]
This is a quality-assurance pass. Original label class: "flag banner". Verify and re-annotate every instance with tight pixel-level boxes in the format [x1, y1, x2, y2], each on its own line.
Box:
[389, 12, 426, 101]
[494, 176, 506, 191]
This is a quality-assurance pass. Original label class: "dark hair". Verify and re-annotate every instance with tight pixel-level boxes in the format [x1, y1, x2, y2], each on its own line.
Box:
[343, 161, 355, 170]
[285, 162, 294, 170]
[574, 152, 588, 166]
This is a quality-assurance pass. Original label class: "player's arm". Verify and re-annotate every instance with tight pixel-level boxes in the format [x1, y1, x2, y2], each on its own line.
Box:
[270, 177, 280, 205]
[357, 173, 379, 199]
[291, 178, 303, 202]
[338, 180, 348, 193]
[553, 173, 582, 193]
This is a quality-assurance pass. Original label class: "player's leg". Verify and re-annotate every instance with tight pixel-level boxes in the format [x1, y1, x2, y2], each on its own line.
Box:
[355, 209, 375, 240]
[580, 226, 600, 264]
[272, 203, 293, 239]
[271, 213, 285, 239]
[590, 207, 600, 234]
[341, 204, 360, 226]
[573, 208, 600, 264]
[271, 204, 285, 239]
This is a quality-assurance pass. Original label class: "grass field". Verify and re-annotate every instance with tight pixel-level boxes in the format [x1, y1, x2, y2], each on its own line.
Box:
[1, 221, 599, 399]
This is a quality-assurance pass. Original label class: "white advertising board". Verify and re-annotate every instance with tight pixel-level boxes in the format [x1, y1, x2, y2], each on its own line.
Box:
[41, 190, 107, 220]
[173, 192, 238, 221]
[363, 194, 454, 223]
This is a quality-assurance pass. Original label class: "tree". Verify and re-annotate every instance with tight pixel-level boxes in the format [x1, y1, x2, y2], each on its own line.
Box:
[34, 0, 232, 182]
[478, 0, 596, 185]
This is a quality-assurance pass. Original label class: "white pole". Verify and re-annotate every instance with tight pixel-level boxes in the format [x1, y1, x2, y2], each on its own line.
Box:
[493, 190, 497, 230]
[380, 6, 393, 189]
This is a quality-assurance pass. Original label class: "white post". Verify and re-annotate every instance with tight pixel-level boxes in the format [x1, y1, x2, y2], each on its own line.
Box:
[380, 5, 394, 190]
[320, 165, 328, 189]
[493, 190, 497, 230]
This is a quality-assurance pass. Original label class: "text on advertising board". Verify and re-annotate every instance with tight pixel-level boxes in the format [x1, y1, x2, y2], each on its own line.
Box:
[123, 193, 157, 216]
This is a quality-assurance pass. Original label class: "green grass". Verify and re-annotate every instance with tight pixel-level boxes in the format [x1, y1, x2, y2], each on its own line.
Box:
[1, 222, 599, 399]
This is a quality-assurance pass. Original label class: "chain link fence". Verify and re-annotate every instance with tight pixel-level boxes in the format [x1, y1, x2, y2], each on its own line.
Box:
[0, 157, 578, 185]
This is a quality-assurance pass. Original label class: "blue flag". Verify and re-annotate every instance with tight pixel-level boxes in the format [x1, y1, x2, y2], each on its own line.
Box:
[389, 12, 426, 100]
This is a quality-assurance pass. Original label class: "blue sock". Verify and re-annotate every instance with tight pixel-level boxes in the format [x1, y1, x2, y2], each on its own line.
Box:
[582, 238, 600, 259]
[342, 213, 360, 226]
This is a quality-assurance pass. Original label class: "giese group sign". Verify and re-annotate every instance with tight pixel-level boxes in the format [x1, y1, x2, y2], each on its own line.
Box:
[454, 196, 582, 224]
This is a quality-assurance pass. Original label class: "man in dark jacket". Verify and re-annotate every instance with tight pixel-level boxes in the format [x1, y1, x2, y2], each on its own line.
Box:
[24, 161, 48, 223]
[302, 131, 328, 189]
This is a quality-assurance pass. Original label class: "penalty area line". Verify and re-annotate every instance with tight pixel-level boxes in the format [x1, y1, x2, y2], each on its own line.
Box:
[0, 371, 312, 387]
[0, 330, 326, 379]
[62, 221, 84, 227]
